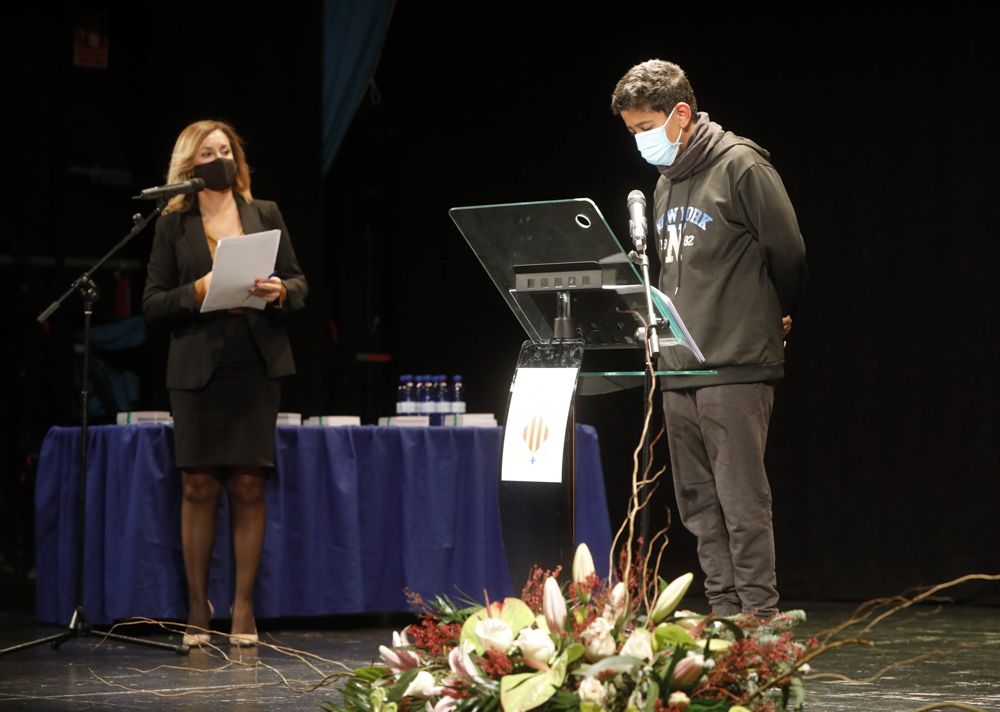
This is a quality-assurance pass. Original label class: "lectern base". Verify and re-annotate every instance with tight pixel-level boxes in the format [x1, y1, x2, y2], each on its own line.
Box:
[499, 339, 584, 591]
[499, 478, 574, 592]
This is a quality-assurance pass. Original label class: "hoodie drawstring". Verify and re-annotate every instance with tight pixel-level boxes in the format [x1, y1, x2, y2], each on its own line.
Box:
[665, 180, 694, 296]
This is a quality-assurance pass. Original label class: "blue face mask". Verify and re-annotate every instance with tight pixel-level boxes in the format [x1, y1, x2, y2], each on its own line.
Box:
[635, 107, 682, 167]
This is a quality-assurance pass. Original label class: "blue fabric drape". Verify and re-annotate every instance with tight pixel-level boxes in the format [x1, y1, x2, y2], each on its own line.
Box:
[35, 424, 612, 625]
[322, 0, 394, 174]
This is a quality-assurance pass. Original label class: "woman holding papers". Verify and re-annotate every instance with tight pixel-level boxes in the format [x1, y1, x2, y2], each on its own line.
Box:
[142, 119, 307, 647]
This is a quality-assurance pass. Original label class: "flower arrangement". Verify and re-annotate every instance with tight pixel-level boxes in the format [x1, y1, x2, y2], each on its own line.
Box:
[322, 543, 815, 712]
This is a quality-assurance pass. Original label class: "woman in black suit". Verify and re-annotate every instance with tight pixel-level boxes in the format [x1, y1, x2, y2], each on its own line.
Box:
[143, 119, 307, 647]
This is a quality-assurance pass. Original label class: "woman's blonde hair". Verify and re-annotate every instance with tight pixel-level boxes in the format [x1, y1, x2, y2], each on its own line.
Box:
[162, 119, 253, 214]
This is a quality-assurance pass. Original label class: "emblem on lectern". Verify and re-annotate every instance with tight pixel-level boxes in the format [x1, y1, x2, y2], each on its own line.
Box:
[522, 415, 550, 461]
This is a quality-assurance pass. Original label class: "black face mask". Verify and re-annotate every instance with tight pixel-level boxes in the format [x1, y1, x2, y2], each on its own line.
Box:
[193, 157, 238, 191]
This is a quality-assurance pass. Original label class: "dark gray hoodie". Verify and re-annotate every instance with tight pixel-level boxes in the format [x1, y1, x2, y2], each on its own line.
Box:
[651, 112, 807, 389]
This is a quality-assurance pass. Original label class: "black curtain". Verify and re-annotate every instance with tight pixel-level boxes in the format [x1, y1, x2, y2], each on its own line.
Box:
[3, 3, 998, 603]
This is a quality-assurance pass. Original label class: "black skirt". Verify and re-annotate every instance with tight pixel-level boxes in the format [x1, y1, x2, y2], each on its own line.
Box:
[169, 315, 281, 470]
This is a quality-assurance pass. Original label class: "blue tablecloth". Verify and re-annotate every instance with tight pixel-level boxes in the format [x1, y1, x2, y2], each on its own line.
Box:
[35, 424, 612, 625]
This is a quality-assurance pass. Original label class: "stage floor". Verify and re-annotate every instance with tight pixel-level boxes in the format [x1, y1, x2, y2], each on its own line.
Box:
[1, 600, 998, 711]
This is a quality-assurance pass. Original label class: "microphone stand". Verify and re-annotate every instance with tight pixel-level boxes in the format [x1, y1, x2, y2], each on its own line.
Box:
[628, 218, 662, 554]
[1, 198, 189, 656]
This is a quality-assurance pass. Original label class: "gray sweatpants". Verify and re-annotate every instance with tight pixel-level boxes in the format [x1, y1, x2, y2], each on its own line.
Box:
[662, 383, 778, 616]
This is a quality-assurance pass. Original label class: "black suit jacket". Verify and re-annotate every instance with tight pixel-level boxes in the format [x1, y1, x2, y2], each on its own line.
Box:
[142, 196, 308, 390]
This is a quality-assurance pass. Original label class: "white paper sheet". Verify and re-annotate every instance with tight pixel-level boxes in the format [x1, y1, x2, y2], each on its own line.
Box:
[200, 229, 281, 313]
[608, 283, 705, 363]
[501, 367, 578, 483]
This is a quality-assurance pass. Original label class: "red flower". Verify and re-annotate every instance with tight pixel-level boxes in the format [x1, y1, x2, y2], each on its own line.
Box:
[568, 571, 603, 602]
[406, 618, 462, 658]
[479, 649, 514, 679]
[696, 628, 811, 704]
[521, 564, 563, 612]
[615, 538, 657, 613]
[442, 684, 473, 699]
[571, 610, 598, 639]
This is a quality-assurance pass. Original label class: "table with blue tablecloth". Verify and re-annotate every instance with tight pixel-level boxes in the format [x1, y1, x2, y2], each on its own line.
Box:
[35, 424, 612, 626]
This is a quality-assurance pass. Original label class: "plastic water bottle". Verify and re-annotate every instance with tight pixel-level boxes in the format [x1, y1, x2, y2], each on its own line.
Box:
[450, 375, 466, 414]
[416, 375, 432, 415]
[434, 375, 450, 413]
[425, 375, 442, 426]
[396, 374, 414, 415]
[404, 374, 416, 412]
[396, 375, 407, 415]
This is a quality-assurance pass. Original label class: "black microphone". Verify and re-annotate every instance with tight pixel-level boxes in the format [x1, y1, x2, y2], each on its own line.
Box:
[132, 177, 206, 201]
[627, 189, 647, 246]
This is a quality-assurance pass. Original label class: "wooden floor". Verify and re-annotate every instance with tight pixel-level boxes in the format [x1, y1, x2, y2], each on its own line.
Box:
[1, 598, 998, 711]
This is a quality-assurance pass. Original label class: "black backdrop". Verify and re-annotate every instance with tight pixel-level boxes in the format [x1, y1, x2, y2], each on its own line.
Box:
[2, 4, 998, 605]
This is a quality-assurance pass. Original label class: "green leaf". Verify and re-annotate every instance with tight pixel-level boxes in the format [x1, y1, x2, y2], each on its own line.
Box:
[335, 665, 387, 710]
[455, 678, 502, 712]
[564, 642, 586, 665]
[701, 638, 732, 654]
[654, 623, 698, 651]
[370, 687, 388, 709]
[576, 654, 644, 678]
[644, 679, 660, 712]
[534, 613, 550, 634]
[498, 651, 568, 712]
[354, 666, 390, 682]
[549, 688, 583, 711]
[686, 700, 729, 712]
[386, 669, 418, 702]
[500, 671, 558, 712]
[579, 702, 603, 712]
[341, 686, 365, 706]
[789, 676, 805, 711]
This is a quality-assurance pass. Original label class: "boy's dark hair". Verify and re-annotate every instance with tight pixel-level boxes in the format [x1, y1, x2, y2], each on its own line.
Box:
[610, 59, 698, 116]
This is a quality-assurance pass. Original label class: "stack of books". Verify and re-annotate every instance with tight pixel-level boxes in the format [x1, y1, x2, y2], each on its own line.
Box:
[303, 415, 362, 426]
[378, 415, 430, 427]
[116, 411, 173, 425]
[443, 413, 497, 427]
[377, 413, 497, 427]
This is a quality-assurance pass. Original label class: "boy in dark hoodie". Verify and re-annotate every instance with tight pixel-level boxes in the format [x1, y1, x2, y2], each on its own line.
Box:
[611, 59, 807, 617]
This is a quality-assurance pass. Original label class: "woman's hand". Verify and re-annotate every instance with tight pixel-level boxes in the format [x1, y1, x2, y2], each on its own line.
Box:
[195, 272, 213, 304]
[250, 275, 283, 303]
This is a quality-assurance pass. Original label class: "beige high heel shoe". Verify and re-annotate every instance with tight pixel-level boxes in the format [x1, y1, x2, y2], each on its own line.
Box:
[182, 600, 214, 648]
[228, 603, 258, 647]
[228, 630, 259, 647]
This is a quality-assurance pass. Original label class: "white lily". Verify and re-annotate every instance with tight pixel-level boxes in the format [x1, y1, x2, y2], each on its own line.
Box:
[378, 628, 420, 674]
[671, 653, 705, 689]
[543, 576, 567, 632]
[427, 697, 457, 712]
[447, 641, 482, 682]
[602, 581, 627, 622]
[672, 609, 703, 631]
[403, 670, 441, 698]
[649, 572, 694, 623]
[572, 543, 596, 584]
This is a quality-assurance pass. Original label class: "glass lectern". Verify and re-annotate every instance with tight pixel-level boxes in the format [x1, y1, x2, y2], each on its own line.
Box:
[449, 198, 710, 585]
